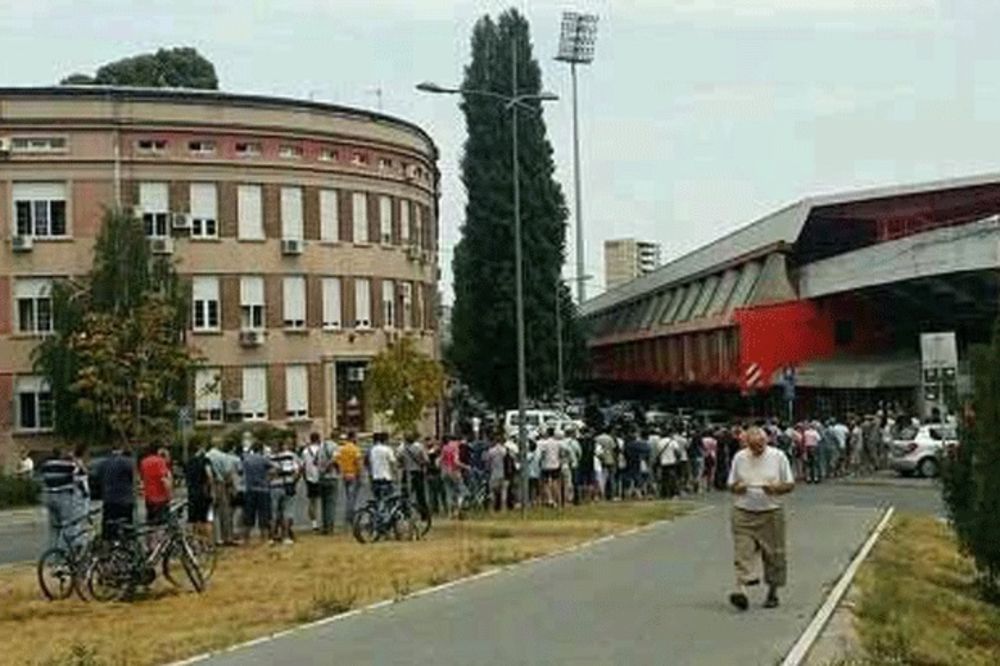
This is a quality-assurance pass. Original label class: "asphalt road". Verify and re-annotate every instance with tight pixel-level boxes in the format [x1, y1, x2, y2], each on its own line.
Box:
[201, 488, 888, 666]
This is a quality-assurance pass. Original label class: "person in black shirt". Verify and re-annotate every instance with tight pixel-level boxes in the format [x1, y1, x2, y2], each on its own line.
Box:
[97, 446, 136, 541]
[577, 430, 597, 503]
[185, 443, 214, 541]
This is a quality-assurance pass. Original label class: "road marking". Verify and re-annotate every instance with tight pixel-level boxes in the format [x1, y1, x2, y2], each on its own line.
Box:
[167, 504, 711, 665]
[780, 505, 895, 666]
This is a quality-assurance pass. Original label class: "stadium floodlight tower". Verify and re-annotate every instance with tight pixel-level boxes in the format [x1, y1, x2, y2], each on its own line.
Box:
[556, 11, 598, 305]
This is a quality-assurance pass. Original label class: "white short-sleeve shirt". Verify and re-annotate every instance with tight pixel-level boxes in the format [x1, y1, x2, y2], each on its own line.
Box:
[727, 446, 794, 512]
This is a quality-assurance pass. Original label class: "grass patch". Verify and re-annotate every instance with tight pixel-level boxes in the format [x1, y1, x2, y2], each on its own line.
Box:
[0, 500, 688, 665]
[848, 513, 1000, 665]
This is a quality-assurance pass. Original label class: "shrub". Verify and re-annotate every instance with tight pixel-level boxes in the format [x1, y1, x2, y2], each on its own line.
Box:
[0, 474, 41, 508]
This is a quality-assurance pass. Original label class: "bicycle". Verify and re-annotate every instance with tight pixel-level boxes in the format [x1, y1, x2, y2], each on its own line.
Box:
[37, 507, 103, 601]
[86, 500, 205, 601]
[352, 494, 423, 544]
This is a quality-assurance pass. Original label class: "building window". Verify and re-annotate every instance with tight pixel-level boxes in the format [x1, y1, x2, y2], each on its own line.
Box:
[192, 276, 220, 332]
[11, 136, 67, 153]
[15, 278, 53, 334]
[320, 189, 339, 242]
[16, 376, 53, 431]
[188, 140, 216, 155]
[13, 183, 67, 238]
[351, 151, 368, 166]
[136, 139, 167, 154]
[354, 278, 371, 329]
[190, 183, 218, 239]
[194, 368, 222, 423]
[378, 157, 393, 171]
[400, 200, 410, 244]
[240, 276, 265, 330]
[285, 365, 309, 420]
[379, 196, 392, 244]
[282, 276, 306, 329]
[237, 184, 264, 240]
[235, 142, 261, 157]
[280, 187, 304, 240]
[401, 282, 413, 330]
[140, 182, 170, 238]
[352, 192, 369, 243]
[413, 285, 423, 329]
[319, 148, 339, 162]
[322, 277, 342, 330]
[278, 145, 303, 159]
[414, 204, 423, 249]
[241, 367, 268, 421]
[382, 280, 396, 329]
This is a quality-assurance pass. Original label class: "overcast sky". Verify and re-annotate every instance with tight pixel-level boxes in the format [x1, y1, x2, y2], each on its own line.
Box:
[4, 0, 1000, 302]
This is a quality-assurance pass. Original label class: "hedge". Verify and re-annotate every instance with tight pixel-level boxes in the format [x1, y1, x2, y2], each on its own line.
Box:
[0, 475, 41, 509]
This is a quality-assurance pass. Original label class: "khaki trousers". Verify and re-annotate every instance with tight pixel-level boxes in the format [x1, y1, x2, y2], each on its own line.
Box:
[731, 507, 787, 588]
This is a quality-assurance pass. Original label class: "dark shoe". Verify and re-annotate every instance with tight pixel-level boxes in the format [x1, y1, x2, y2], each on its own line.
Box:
[745, 578, 761, 587]
[729, 592, 749, 611]
[764, 591, 780, 608]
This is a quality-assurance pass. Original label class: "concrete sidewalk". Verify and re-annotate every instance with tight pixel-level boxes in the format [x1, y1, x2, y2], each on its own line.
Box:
[199, 498, 881, 666]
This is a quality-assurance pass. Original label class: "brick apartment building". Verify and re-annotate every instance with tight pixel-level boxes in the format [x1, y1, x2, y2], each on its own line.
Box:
[0, 86, 440, 469]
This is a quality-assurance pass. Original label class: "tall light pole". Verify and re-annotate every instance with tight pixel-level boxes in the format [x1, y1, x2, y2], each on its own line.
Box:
[556, 11, 598, 305]
[554, 274, 592, 413]
[417, 45, 559, 518]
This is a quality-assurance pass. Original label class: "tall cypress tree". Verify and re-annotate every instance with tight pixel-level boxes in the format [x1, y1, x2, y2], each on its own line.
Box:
[450, 9, 584, 409]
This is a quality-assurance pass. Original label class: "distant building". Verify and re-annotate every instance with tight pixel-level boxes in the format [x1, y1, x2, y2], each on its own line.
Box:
[604, 238, 661, 289]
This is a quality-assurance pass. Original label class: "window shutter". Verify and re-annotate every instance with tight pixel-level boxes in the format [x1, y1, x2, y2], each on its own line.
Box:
[285, 365, 308, 417]
[241, 367, 268, 420]
[354, 278, 371, 328]
[400, 200, 411, 243]
[322, 277, 342, 329]
[280, 187, 304, 240]
[14, 278, 51, 299]
[139, 182, 169, 212]
[240, 276, 264, 306]
[190, 183, 217, 219]
[195, 369, 222, 411]
[320, 189, 339, 241]
[12, 182, 66, 201]
[379, 196, 392, 244]
[237, 185, 264, 239]
[352, 192, 368, 243]
[283, 276, 306, 326]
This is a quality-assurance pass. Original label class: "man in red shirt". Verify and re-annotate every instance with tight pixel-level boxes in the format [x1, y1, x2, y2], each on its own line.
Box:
[139, 445, 173, 525]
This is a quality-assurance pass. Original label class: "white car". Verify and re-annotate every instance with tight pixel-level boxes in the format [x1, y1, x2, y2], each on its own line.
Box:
[889, 424, 958, 478]
[503, 409, 582, 439]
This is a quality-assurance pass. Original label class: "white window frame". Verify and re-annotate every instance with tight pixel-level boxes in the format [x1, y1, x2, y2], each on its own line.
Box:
[13, 182, 68, 238]
[281, 187, 304, 241]
[278, 144, 303, 159]
[351, 151, 368, 166]
[15, 278, 53, 335]
[235, 142, 261, 157]
[192, 276, 220, 332]
[282, 276, 306, 330]
[140, 182, 170, 238]
[195, 368, 223, 424]
[15, 376, 53, 432]
[379, 196, 392, 245]
[320, 189, 339, 242]
[241, 367, 268, 421]
[382, 279, 396, 329]
[319, 148, 339, 162]
[354, 278, 372, 329]
[352, 192, 368, 243]
[238, 184, 264, 240]
[136, 138, 167, 154]
[413, 284, 424, 329]
[189, 182, 218, 239]
[10, 136, 67, 154]
[240, 276, 265, 331]
[400, 200, 410, 244]
[401, 282, 413, 330]
[188, 140, 216, 156]
[414, 204, 424, 249]
[285, 365, 309, 421]
[322, 277, 342, 330]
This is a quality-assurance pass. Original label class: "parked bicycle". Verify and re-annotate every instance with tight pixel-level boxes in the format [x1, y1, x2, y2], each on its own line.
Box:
[352, 494, 427, 543]
[37, 507, 103, 601]
[86, 500, 206, 601]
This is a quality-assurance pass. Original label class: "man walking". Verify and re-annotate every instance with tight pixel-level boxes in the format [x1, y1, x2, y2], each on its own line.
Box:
[336, 433, 362, 526]
[484, 437, 509, 512]
[317, 432, 340, 534]
[368, 433, 396, 502]
[241, 441, 273, 545]
[96, 445, 136, 541]
[727, 426, 795, 611]
[185, 441, 214, 542]
[138, 445, 172, 525]
[40, 448, 84, 548]
[399, 433, 430, 521]
[206, 439, 239, 546]
[301, 433, 323, 532]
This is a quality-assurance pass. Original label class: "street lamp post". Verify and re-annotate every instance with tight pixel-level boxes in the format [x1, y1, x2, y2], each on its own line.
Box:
[554, 274, 591, 414]
[556, 12, 599, 305]
[417, 43, 559, 518]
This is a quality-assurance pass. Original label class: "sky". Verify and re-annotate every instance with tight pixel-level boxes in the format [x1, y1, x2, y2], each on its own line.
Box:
[4, 0, 1000, 302]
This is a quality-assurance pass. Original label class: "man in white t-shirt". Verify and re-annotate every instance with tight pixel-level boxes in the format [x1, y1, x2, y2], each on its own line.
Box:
[301, 433, 322, 532]
[368, 433, 397, 502]
[538, 429, 563, 508]
[727, 426, 795, 611]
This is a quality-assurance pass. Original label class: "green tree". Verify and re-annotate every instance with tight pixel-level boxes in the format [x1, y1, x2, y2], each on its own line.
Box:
[60, 47, 218, 89]
[449, 9, 585, 409]
[366, 337, 445, 435]
[33, 208, 196, 446]
[941, 318, 1000, 601]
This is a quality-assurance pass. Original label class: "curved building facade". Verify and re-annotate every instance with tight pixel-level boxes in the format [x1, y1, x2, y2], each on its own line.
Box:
[0, 87, 440, 465]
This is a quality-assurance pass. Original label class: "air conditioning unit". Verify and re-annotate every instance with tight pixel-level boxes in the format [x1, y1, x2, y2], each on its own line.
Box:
[127, 206, 143, 220]
[0, 137, 10, 157]
[406, 245, 421, 261]
[239, 329, 264, 347]
[171, 212, 191, 230]
[224, 399, 244, 421]
[281, 238, 304, 255]
[11, 235, 33, 252]
[149, 237, 174, 255]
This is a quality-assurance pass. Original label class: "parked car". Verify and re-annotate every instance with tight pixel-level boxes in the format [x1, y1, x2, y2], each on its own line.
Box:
[889, 424, 958, 478]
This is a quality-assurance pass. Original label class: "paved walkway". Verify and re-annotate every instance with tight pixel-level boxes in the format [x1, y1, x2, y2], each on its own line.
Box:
[201, 496, 882, 666]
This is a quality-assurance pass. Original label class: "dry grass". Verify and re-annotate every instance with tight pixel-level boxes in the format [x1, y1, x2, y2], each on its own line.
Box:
[0, 501, 689, 666]
[845, 513, 1000, 666]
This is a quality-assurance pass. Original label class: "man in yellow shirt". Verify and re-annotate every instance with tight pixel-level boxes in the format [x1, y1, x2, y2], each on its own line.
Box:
[335, 431, 363, 525]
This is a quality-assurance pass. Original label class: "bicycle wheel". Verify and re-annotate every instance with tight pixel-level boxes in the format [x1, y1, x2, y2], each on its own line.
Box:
[163, 534, 216, 588]
[352, 507, 378, 544]
[178, 538, 206, 593]
[392, 512, 420, 542]
[86, 547, 131, 602]
[37, 548, 75, 601]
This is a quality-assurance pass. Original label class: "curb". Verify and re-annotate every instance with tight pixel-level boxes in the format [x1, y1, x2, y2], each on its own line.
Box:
[780, 505, 895, 666]
[168, 503, 711, 665]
